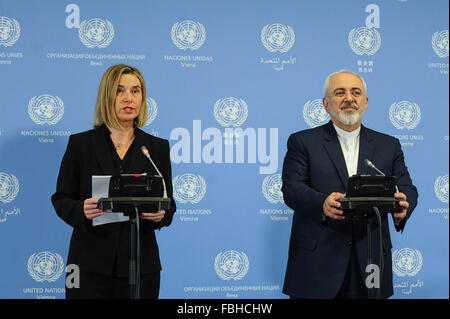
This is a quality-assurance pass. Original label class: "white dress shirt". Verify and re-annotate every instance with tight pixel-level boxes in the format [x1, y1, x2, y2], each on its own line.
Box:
[334, 124, 361, 177]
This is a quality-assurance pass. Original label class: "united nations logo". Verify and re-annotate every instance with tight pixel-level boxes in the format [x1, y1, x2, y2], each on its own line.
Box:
[78, 18, 114, 48]
[214, 97, 248, 127]
[348, 27, 381, 55]
[303, 99, 330, 128]
[146, 97, 158, 126]
[432, 30, 449, 58]
[261, 23, 295, 53]
[392, 248, 423, 277]
[0, 16, 20, 47]
[171, 20, 206, 51]
[28, 94, 64, 125]
[214, 250, 249, 281]
[262, 174, 284, 204]
[0, 172, 19, 203]
[434, 174, 449, 203]
[173, 173, 206, 204]
[27, 251, 65, 282]
[389, 101, 421, 130]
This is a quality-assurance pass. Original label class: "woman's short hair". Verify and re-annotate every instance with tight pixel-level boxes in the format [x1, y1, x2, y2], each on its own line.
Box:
[93, 64, 148, 130]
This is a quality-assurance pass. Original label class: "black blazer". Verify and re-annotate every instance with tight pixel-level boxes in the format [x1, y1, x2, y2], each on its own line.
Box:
[51, 125, 176, 277]
[281, 121, 418, 298]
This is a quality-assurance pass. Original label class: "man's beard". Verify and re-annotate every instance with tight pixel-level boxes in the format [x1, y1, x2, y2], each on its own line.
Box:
[329, 102, 363, 126]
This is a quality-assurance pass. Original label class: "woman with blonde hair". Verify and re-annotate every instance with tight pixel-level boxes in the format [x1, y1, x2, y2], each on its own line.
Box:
[52, 64, 176, 299]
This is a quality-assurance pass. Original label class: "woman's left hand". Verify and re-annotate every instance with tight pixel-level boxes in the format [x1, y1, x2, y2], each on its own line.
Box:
[140, 210, 165, 223]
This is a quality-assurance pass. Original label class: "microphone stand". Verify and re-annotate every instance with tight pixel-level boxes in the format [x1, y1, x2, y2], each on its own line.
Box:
[129, 206, 140, 299]
[365, 214, 373, 299]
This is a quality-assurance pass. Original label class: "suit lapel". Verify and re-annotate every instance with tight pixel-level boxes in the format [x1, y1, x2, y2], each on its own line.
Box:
[357, 125, 375, 175]
[129, 128, 151, 174]
[322, 121, 349, 188]
[92, 125, 118, 175]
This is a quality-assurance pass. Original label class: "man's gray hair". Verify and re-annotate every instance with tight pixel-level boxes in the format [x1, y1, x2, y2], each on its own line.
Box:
[323, 69, 367, 98]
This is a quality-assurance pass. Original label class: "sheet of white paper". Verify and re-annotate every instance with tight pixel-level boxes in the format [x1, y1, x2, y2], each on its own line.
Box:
[91, 175, 129, 226]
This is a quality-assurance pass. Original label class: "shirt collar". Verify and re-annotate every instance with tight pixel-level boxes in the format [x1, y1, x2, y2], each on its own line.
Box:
[333, 123, 361, 142]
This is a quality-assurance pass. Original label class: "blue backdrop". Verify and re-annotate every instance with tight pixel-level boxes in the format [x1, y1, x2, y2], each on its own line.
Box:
[0, 0, 448, 299]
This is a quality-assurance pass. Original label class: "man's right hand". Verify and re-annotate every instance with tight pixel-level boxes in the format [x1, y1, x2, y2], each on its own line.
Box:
[323, 192, 346, 220]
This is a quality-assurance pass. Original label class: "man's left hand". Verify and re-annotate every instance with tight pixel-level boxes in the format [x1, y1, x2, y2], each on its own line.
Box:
[393, 192, 409, 220]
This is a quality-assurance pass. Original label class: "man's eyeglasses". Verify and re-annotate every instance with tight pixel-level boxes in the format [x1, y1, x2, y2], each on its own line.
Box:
[332, 89, 363, 98]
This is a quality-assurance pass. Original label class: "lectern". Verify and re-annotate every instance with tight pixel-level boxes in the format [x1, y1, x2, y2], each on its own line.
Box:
[97, 174, 170, 299]
[338, 175, 403, 299]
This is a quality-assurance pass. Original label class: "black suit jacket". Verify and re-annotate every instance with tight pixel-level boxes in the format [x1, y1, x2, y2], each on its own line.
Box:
[51, 125, 176, 277]
[281, 121, 418, 298]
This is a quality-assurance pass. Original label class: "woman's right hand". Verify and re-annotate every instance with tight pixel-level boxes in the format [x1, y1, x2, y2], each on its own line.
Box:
[83, 198, 106, 220]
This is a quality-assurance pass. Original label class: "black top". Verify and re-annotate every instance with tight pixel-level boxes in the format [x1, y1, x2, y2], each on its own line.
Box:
[103, 124, 136, 175]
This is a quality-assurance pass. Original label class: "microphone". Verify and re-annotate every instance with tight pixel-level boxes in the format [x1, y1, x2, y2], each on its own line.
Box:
[364, 159, 385, 176]
[364, 158, 399, 193]
[141, 145, 168, 198]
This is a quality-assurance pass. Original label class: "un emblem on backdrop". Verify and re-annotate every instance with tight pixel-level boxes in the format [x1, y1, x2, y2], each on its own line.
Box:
[146, 97, 158, 126]
[0, 172, 19, 203]
[0, 16, 20, 47]
[303, 99, 330, 128]
[262, 174, 284, 204]
[392, 248, 423, 278]
[434, 174, 449, 203]
[171, 20, 206, 51]
[78, 18, 114, 48]
[214, 97, 248, 127]
[28, 94, 64, 125]
[214, 250, 249, 281]
[432, 30, 449, 58]
[27, 251, 65, 283]
[173, 173, 206, 204]
[348, 26, 381, 55]
[389, 101, 421, 130]
[261, 23, 295, 53]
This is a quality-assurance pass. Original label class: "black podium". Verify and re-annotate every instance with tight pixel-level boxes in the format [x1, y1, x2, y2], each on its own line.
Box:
[340, 197, 402, 214]
[338, 175, 403, 299]
[98, 197, 170, 299]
